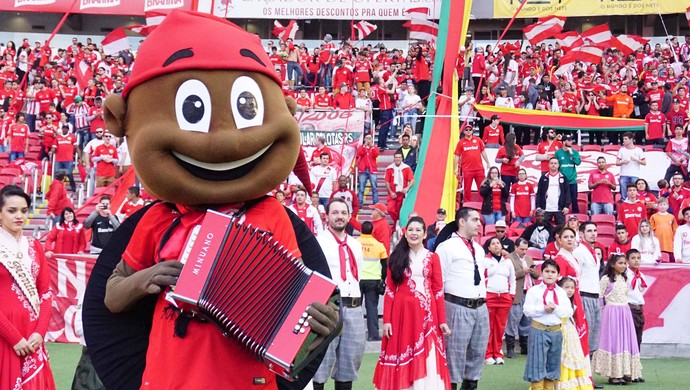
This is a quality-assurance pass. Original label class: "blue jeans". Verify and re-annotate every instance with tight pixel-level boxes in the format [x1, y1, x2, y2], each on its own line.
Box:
[569, 183, 579, 213]
[55, 161, 76, 191]
[378, 109, 393, 149]
[77, 127, 91, 151]
[619, 175, 637, 201]
[9, 152, 24, 162]
[286, 61, 303, 83]
[358, 169, 378, 205]
[25, 113, 36, 132]
[591, 202, 614, 215]
[319, 63, 333, 89]
[514, 216, 532, 223]
[403, 109, 418, 130]
[483, 211, 505, 225]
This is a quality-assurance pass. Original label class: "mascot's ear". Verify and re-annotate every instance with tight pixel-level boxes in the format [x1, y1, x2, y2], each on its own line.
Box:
[285, 96, 297, 116]
[104, 94, 127, 138]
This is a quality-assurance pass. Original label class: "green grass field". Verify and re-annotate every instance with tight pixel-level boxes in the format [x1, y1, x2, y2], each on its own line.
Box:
[47, 343, 687, 389]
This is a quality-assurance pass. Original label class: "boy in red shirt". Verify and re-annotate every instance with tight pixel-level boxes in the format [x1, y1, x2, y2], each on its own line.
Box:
[92, 132, 119, 187]
[617, 184, 647, 237]
[509, 168, 535, 223]
[7, 112, 29, 161]
[609, 224, 632, 256]
[644, 101, 665, 146]
[51, 124, 78, 191]
[482, 115, 505, 146]
[116, 186, 145, 221]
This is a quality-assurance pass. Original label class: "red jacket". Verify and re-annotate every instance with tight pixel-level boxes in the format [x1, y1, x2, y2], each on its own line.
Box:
[355, 145, 379, 173]
[46, 180, 74, 216]
[45, 222, 86, 254]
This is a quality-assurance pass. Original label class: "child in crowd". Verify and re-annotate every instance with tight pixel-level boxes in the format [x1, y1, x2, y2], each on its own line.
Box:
[657, 179, 669, 198]
[556, 277, 594, 390]
[625, 249, 647, 372]
[509, 168, 535, 224]
[650, 197, 677, 262]
[523, 259, 573, 390]
[594, 247, 606, 278]
[591, 255, 643, 385]
[609, 225, 631, 256]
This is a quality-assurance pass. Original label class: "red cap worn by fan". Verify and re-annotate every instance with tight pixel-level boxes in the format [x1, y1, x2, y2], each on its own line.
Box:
[123, 10, 281, 98]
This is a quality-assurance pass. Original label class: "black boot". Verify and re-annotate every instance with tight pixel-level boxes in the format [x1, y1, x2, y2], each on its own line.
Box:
[451, 383, 458, 390]
[460, 380, 471, 390]
[312, 383, 325, 390]
[334, 381, 353, 390]
[467, 380, 479, 390]
[506, 336, 516, 358]
[520, 336, 528, 355]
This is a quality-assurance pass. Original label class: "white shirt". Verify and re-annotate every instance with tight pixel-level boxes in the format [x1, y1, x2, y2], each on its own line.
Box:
[617, 146, 645, 177]
[484, 255, 516, 295]
[631, 234, 661, 265]
[437, 234, 487, 299]
[310, 165, 337, 198]
[573, 242, 600, 294]
[287, 204, 323, 236]
[673, 224, 690, 263]
[495, 96, 514, 108]
[625, 268, 646, 305]
[545, 173, 560, 212]
[523, 283, 573, 326]
[317, 230, 364, 298]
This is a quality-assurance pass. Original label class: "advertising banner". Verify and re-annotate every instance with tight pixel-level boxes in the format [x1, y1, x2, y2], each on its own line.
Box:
[295, 109, 365, 176]
[2, 0, 192, 15]
[41, 252, 690, 348]
[494, 0, 688, 19]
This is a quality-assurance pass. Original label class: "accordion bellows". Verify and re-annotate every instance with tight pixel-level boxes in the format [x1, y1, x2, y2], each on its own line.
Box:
[169, 210, 338, 380]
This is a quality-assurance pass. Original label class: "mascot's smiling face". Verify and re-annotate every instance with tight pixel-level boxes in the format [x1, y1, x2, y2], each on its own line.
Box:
[103, 11, 299, 205]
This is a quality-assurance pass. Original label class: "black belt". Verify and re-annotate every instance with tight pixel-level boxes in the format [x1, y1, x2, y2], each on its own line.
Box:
[580, 292, 599, 299]
[341, 297, 362, 308]
[629, 303, 644, 311]
[444, 294, 486, 309]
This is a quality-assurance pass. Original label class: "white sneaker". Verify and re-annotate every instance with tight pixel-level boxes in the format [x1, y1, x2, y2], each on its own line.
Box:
[496, 357, 505, 365]
[484, 358, 496, 365]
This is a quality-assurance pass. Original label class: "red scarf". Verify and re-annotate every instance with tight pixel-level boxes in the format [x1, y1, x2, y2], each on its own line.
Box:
[630, 267, 647, 290]
[581, 241, 597, 265]
[329, 229, 358, 281]
[543, 284, 559, 306]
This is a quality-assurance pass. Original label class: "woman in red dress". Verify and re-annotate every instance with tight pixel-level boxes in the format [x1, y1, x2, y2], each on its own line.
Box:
[0, 185, 56, 390]
[44, 207, 87, 258]
[373, 216, 451, 390]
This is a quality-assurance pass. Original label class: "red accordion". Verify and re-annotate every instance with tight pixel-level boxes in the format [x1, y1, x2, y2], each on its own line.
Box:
[169, 210, 337, 380]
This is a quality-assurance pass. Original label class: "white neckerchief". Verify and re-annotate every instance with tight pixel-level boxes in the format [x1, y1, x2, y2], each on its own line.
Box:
[387, 162, 410, 192]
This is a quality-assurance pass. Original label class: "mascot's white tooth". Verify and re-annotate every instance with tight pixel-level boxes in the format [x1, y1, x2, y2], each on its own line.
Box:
[172, 144, 271, 171]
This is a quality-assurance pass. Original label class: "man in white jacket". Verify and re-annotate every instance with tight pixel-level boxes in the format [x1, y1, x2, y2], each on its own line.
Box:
[673, 206, 690, 263]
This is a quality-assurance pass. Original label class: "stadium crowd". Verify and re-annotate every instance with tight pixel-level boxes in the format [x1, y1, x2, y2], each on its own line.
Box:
[1, 28, 689, 390]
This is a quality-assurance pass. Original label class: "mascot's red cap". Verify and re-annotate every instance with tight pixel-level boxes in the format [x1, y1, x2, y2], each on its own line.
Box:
[122, 10, 281, 98]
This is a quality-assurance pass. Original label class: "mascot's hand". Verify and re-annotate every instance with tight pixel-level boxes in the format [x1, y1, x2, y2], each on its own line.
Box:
[306, 301, 339, 352]
[139, 260, 184, 294]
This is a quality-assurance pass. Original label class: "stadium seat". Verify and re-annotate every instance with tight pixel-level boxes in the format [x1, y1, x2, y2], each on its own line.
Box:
[591, 214, 616, 227]
[603, 144, 621, 152]
[480, 236, 492, 246]
[572, 213, 589, 223]
[598, 236, 614, 248]
[571, 144, 581, 151]
[463, 201, 482, 210]
[522, 145, 538, 151]
[660, 252, 670, 263]
[597, 225, 616, 239]
[582, 145, 602, 152]
[484, 224, 496, 236]
[527, 248, 543, 260]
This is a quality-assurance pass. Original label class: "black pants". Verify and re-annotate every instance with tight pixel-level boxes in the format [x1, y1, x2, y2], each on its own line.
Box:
[360, 279, 381, 338]
[629, 306, 644, 350]
[664, 164, 686, 182]
[544, 211, 565, 227]
[71, 347, 105, 390]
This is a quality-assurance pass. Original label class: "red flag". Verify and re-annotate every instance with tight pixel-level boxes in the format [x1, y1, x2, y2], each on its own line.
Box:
[404, 7, 430, 19]
[554, 31, 584, 52]
[686, 6, 690, 27]
[403, 18, 438, 43]
[272, 20, 298, 42]
[352, 20, 377, 41]
[611, 34, 649, 56]
[101, 28, 130, 56]
[581, 24, 612, 45]
[124, 11, 166, 36]
[522, 16, 565, 46]
[75, 59, 93, 90]
[559, 44, 604, 66]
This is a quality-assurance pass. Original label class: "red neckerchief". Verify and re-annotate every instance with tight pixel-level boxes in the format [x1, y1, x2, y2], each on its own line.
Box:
[328, 228, 358, 281]
[581, 241, 597, 264]
[630, 267, 647, 290]
[543, 284, 559, 306]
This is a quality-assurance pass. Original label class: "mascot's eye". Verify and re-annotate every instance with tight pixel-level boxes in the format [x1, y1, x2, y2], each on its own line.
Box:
[175, 79, 211, 133]
[230, 76, 264, 130]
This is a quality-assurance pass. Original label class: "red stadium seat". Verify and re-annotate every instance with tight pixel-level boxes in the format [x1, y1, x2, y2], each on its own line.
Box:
[484, 224, 496, 236]
[660, 252, 670, 263]
[583, 145, 602, 152]
[527, 248, 543, 260]
[571, 144, 581, 151]
[523, 145, 538, 151]
[571, 213, 589, 223]
[597, 225, 616, 239]
[463, 201, 482, 210]
[598, 236, 614, 248]
[591, 214, 616, 227]
[603, 144, 621, 152]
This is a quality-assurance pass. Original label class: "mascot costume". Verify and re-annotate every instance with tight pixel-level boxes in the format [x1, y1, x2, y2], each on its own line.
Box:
[82, 10, 340, 390]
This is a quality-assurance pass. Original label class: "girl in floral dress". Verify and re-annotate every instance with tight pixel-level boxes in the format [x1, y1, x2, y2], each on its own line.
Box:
[556, 277, 593, 390]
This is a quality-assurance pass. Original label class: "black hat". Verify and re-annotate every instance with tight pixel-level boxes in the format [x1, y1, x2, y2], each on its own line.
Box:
[437, 208, 447, 214]
[563, 134, 573, 140]
[491, 114, 500, 121]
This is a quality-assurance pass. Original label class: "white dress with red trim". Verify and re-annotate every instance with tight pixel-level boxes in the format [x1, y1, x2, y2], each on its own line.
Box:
[373, 248, 451, 390]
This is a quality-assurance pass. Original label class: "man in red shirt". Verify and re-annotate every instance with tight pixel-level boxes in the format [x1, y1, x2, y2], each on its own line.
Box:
[384, 152, 415, 226]
[353, 52, 372, 93]
[38, 112, 57, 160]
[646, 81, 663, 105]
[51, 124, 78, 191]
[588, 157, 616, 215]
[288, 186, 323, 235]
[535, 129, 563, 173]
[454, 124, 490, 202]
[92, 132, 119, 187]
[332, 62, 353, 94]
[376, 77, 395, 150]
[609, 225, 632, 256]
[667, 173, 690, 222]
[482, 115, 505, 147]
[116, 186, 145, 221]
[313, 86, 333, 110]
[295, 89, 312, 111]
[309, 136, 332, 166]
[7, 113, 29, 161]
[333, 83, 355, 110]
[644, 101, 665, 146]
[617, 184, 647, 237]
[87, 96, 106, 144]
[355, 133, 379, 205]
[33, 78, 57, 114]
[665, 98, 688, 136]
